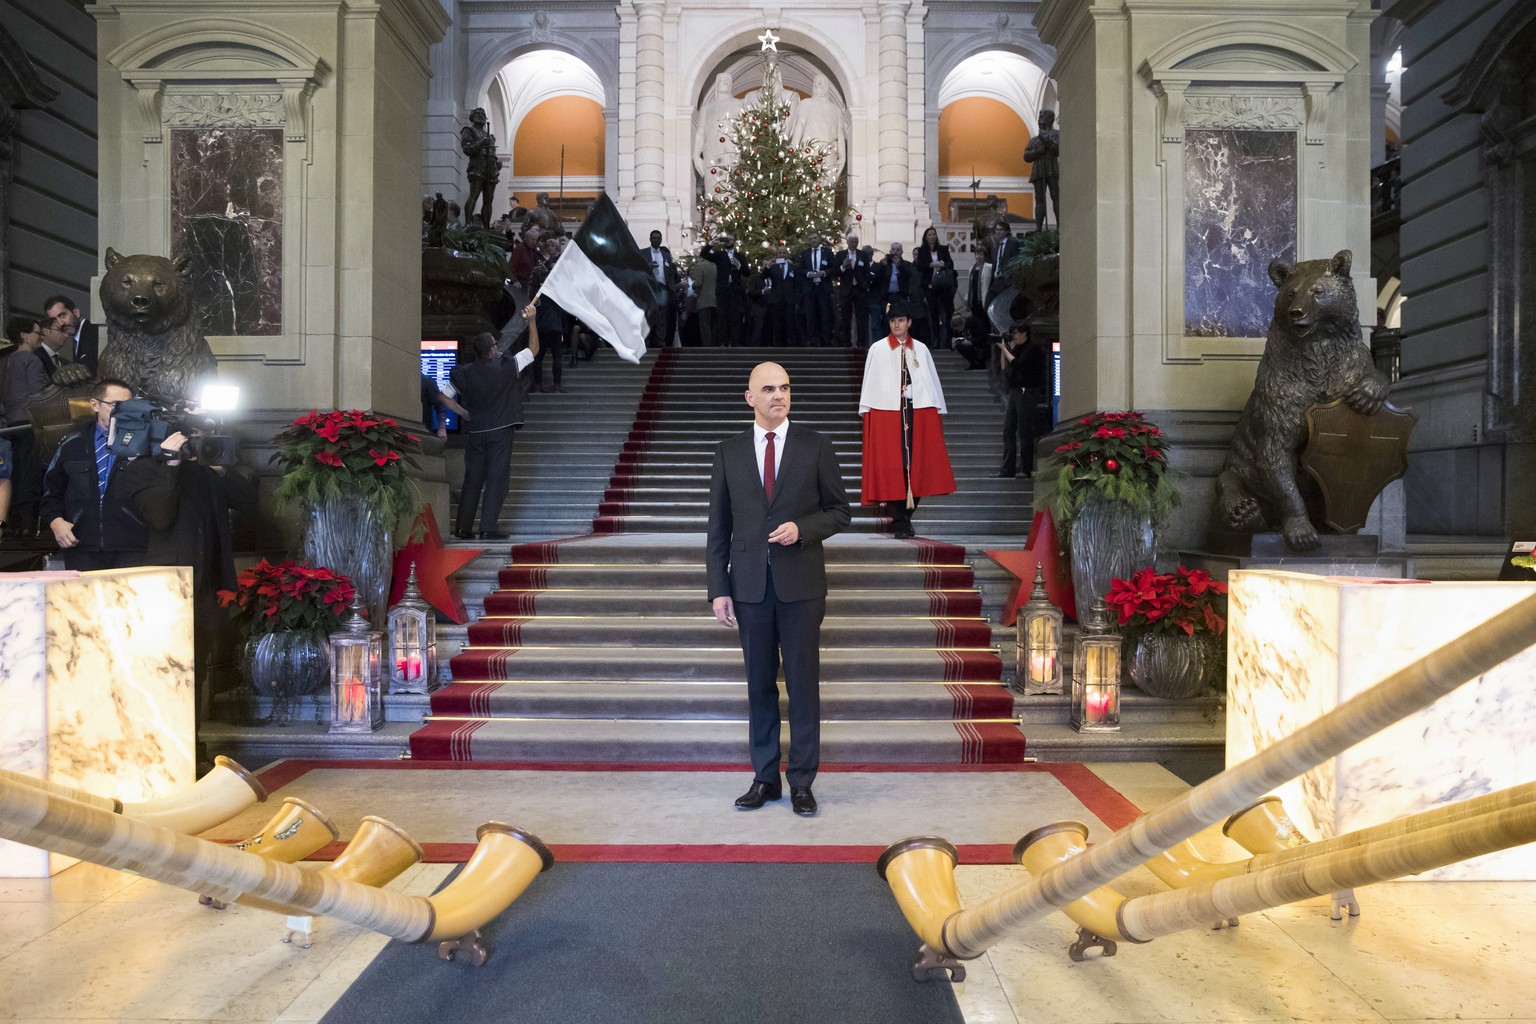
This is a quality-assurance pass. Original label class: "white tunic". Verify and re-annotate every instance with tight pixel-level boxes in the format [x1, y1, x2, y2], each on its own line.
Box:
[858, 337, 948, 414]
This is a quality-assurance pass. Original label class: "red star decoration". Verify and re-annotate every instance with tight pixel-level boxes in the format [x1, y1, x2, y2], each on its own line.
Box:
[985, 508, 1077, 626]
[390, 506, 483, 624]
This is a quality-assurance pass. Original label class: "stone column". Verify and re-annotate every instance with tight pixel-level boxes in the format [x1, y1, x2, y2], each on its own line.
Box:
[876, 0, 910, 201]
[632, 0, 665, 202]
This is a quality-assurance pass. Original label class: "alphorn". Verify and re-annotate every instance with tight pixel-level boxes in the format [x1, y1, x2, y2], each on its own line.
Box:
[198, 797, 340, 909]
[0, 756, 266, 834]
[879, 591, 1536, 975]
[0, 776, 553, 966]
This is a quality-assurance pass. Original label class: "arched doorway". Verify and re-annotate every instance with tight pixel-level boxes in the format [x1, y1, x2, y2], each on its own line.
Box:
[484, 49, 606, 228]
[935, 50, 1052, 240]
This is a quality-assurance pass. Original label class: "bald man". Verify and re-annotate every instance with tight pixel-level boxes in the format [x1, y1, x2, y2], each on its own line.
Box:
[706, 362, 851, 816]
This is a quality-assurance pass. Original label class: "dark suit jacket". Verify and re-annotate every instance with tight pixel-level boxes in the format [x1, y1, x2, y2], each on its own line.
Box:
[796, 245, 835, 291]
[75, 323, 100, 376]
[39, 420, 151, 552]
[870, 258, 917, 305]
[706, 424, 850, 604]
[759, 261, 797, 307]
[831, 247, 873, 296]
[986, 237, 1020, 301]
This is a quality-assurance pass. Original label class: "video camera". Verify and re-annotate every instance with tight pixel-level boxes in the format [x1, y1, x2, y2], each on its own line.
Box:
[107, 398, 238, 465]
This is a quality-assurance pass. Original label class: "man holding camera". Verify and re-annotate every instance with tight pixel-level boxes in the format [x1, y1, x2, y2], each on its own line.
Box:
[40, 379, 149, 570]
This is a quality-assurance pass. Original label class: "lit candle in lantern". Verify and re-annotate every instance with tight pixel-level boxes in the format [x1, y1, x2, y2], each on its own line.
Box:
[406, 653, 422, 680]
[1029, 651, 1057, 684]
[1086, 689, 1113, 723]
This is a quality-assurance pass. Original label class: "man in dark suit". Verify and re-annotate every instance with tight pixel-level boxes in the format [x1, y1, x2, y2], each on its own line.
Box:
[705, 234, 748, 345]
[644, 230, 679, 347]
[796, 231, 836, 347]
[449, 305, 539, 541]
[869, 242, 917, 344]
[759, 245, 798, 347]
[707, 361, 850, 817]
[984, 222, 1020, 306]
[40, 378, 150, 570]
[831, 231, 872, 347]
[43, 294, 99, 376]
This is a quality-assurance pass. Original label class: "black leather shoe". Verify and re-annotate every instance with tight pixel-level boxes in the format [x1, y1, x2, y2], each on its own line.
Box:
[479, 530, 510, 540]
[734, 781, 782, 810]
[790, 787, 818, 817]
[994, 469, 1014, 478]
[451, 529, 475, 541]
[892, 523, 915, 539]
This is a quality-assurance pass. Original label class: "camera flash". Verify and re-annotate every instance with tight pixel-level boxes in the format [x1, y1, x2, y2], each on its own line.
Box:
[200, 384, 240, 411]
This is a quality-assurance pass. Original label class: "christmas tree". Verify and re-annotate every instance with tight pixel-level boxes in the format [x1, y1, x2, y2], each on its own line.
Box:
[700, 56, 844, 258]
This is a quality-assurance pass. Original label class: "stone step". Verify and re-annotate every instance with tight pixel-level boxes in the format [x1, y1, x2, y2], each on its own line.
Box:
[406, 718, 1026, 764]
[425, 680, 1015, 721]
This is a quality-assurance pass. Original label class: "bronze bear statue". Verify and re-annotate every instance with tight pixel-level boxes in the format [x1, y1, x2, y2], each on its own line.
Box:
[1214, 250, 1391, 552]
[97, 248, 219, 406]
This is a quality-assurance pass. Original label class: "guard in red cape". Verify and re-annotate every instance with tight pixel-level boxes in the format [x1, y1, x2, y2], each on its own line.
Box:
[858, 300, 956, 538]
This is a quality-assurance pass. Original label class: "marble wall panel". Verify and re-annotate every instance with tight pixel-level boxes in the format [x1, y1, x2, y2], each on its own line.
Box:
[170, 127, 284, 337]
[1228, 570, 1536, 880]
[1184, 130, 1297, 338]
[0, 568, 195, 876]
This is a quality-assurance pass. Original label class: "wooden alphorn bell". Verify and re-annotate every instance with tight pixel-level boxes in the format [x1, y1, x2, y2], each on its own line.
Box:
[198, 797, 340, 909]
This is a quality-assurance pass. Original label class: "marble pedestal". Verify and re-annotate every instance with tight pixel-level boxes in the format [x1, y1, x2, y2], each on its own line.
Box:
[1226, 570, 1536, 880]
[0, 567, 196, 876]
[1182, 533, 1409, 582]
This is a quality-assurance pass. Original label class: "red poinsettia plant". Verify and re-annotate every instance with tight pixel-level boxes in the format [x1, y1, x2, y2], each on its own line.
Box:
[217, 559, 357, 635]
[1105, 566, 1229, 637]
[270, 410, 422, 523]
[1040, 411, 1179, 532]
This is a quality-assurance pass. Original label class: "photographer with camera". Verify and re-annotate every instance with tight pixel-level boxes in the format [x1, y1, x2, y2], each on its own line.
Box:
[117, 412, 256, 739]
[40, 379, 150, 570]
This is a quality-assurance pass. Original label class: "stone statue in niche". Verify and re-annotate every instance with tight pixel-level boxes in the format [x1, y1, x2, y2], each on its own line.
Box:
[1023, 109, 1060, 233]
[1214, 250, 1397, 552]
[695, 72, 742, 178]
[788, 72, 847, 181]
[96, 248, 219, 406]
[460, 107, 500, 228]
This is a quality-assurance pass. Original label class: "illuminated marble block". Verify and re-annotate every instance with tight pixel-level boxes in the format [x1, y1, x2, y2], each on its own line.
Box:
[0, 567, 195, 876]
[1226, 570, 1536, 880]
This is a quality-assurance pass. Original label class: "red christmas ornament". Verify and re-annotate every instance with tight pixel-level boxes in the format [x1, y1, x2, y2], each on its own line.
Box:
[719, 136, 726, 143]
[1104, 458, 1120, 473]
[710, 167, 717, 175]
[713, 186, 721, 193]
[855, 213, 862, 221]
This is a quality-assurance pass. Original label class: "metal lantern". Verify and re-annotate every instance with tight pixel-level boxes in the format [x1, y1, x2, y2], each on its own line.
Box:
[387, 564, 438, 695]
[329, 593, 384, 733]
[1069, 597, 1122, 732]
[1015, 564, 1064, 695]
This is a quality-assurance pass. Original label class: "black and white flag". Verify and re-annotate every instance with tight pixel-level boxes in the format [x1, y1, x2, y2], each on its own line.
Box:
[538, 194, 666, 363]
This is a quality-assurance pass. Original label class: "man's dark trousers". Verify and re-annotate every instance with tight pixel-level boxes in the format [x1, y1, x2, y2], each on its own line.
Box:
[457, 427, 514, 534]
[736, 565, 823, 786]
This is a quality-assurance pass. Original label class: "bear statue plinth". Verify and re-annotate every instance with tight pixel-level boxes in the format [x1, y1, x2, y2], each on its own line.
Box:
[97, 248, 218, 406]
[1213, 249, 1409, 553]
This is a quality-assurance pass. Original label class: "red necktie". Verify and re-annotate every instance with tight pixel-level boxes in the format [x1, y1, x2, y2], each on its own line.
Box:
[763, 431, 776, 501]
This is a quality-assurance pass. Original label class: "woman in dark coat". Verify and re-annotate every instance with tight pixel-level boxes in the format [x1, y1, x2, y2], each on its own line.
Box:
[913, 225, 956, 350]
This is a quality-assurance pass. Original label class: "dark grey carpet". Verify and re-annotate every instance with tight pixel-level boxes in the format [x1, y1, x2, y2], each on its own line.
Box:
[319, 862, 964, 1024]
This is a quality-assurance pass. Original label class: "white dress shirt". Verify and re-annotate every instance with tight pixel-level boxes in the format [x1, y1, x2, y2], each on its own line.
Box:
[752, 419, 788, 487]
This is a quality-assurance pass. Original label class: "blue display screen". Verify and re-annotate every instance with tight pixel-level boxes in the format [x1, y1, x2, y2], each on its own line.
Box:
[421, 340, 460, 432]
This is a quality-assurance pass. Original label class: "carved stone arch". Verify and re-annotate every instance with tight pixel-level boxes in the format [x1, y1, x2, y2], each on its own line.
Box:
[685, 24, 862, 119]
[466, 37, 616, 117]
[1443, 2, 1536, 113]
[1143, 22, 1357, 77]
[105, 24, 325, 74]
[925, 37, 1056, 116]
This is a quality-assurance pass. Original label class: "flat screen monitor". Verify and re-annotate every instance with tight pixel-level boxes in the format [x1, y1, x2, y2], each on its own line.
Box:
[421, 339, 460, 432]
